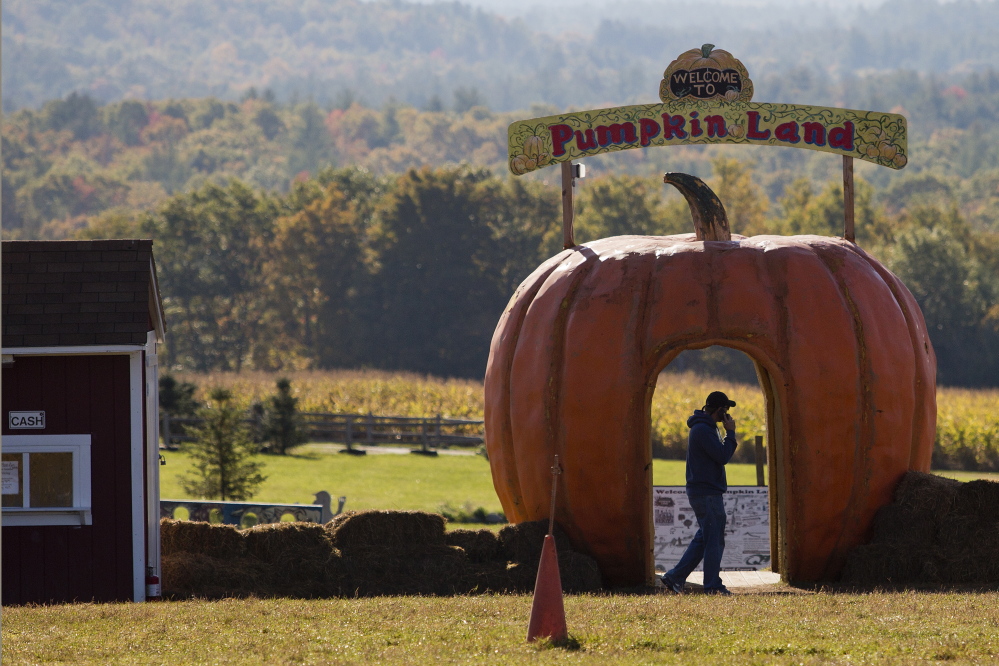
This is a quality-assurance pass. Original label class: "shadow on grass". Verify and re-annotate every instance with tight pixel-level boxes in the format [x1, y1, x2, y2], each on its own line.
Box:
[798, 582, 999, 595]
[532, 634, 582, 651]
[264, 450, 322, 460]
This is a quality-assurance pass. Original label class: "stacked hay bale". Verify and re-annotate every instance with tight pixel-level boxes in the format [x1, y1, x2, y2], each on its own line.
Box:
[841, 472, 999, 587]
[331, 511, 467, 596]
[160, 520, 272, 599]
[494, 520, 603, 593]
[161, 512, 603, 599]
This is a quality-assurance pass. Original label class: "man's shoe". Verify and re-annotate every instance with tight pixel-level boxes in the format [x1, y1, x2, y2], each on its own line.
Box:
[704, 586, 732, 596]
[660, 574, 684, 594]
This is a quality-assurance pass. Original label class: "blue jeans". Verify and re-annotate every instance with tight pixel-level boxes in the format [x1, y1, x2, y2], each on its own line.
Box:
[666, 493, 727, 591]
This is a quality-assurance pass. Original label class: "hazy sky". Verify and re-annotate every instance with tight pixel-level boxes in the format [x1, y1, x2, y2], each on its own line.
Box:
[404, 0, 894, 33]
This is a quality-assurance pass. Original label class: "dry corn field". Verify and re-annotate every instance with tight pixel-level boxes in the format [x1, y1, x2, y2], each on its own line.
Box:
[177, 370, 999, 470]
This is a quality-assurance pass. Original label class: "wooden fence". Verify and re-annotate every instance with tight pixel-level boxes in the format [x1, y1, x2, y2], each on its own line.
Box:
[160, 411, 484, 454]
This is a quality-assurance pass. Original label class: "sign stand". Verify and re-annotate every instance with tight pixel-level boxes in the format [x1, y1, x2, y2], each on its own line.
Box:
[843, 156, 856, 243]
[527, 455, 567, 643]
[561, 163, 576, 249]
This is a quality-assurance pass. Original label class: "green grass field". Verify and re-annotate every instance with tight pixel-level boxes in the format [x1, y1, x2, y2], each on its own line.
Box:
[6, 593, 999, 664]
[160, 446, 998, 515]
[12, 437, 999, 664]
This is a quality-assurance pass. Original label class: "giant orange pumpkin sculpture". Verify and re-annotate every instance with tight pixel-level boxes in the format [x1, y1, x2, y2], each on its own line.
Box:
[484, 173, 936, 586]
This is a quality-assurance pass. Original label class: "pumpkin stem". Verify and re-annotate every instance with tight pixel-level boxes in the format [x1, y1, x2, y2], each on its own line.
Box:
[663, 172, 732, 242]
[701, 43, 715, 58]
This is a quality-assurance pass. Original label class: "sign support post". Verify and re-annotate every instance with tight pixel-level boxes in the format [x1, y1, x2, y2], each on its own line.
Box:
[561, 162, 575, 249]
[843, 156, 856, 243]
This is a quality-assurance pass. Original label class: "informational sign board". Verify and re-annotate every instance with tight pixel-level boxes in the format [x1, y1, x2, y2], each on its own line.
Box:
[653, 486, 770, 572]
[2, 460, 20, 494]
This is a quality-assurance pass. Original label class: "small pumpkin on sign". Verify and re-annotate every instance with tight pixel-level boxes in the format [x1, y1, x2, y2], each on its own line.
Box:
[660, 44, 754, 103]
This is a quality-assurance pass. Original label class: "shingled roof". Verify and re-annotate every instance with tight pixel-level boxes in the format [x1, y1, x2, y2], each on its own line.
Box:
[2, 239, 165, 348]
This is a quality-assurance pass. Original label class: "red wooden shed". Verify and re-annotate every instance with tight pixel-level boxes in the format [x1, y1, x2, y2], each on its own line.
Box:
[2, 239, 165, 604]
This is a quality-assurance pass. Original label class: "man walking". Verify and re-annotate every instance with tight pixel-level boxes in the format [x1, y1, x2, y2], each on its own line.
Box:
[661, 390, 738, 595]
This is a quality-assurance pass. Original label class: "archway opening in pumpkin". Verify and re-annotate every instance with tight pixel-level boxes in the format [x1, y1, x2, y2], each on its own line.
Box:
[650, 343, 783, 580]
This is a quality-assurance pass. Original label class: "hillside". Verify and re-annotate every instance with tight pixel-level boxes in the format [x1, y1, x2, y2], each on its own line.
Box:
[6, 0, 999, 111]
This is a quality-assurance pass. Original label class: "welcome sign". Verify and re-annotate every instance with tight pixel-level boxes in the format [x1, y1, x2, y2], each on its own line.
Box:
[508, 44, 907, 175]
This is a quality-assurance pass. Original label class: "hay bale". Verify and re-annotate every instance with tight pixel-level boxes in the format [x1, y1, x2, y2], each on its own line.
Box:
[868, 504, 936, 547]
[160, 518, 246, 559]
[161, 552, 268, 599]
[456, 561, 525, 594]
[950, 479, 999, 521]
[938, 516, 999, 560]
[839, 543, 937, 586]
[498, 520, 574, 564]
[325, 511, 356, 531]
[243, 522, 344, 598]
[340, 544, 468, 596]
[328, 511, 446, 554]
[935, 546, 999, 584]
[894, 471, 960, 521]
[558, 551, 603, 593]
[444, 529, 502, 563]
[844, 474, 999, 588]
[244, 522, 337, 564]
[499, 562, 538, 593]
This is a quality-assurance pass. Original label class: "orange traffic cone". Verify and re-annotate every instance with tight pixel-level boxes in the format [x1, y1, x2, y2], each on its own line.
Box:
[526, 534, 567, 642]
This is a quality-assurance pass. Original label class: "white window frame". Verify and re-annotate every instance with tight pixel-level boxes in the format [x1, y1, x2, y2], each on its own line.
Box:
[2, 434, 93, 526]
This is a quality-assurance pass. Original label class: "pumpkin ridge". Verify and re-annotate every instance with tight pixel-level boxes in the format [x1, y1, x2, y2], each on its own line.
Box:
[759, 244, 795, 575]
[815, 248, 878, 579]
[488, 255, 571, 516]
[705, 251, 722, 337]
[630, 252, 660, 578]
[544, 251, 601, 492]
[853, 252, 936, 471]
[555, 248, 658, 567]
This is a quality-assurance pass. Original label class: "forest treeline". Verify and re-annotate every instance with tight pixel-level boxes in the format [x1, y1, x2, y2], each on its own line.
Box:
[9, 66, 999, 240]
[6, 0, 999, 112]
[68, 160, 999, 387]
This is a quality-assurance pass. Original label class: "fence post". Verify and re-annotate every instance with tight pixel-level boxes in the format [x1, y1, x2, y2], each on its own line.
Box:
[411, 417, 438, 456]
[366, 412, 374, 446]
[755, 435, 766, 486]
[338, 414, 365, 456]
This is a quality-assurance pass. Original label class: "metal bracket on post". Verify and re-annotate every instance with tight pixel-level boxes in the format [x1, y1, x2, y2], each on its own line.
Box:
[843, 155, 856, 243]
[561, 162, 585, 249]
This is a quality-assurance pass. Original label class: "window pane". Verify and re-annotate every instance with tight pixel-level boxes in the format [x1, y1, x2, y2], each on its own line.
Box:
[2, 453, 24, 507]
[29, 452, 74, 507]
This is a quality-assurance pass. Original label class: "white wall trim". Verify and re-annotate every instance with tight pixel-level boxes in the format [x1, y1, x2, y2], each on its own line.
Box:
[144, 332, 161, 588]
[129, 351, 146, 602]
[3, 346, 146, 356]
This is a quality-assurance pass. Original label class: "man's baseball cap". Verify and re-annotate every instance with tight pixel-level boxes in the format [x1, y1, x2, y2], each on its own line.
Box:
[705, 391, 736, 409]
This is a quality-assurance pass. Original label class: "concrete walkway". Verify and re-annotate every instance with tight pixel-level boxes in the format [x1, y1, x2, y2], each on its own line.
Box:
[656, 570, 782, 590]
[687, 571, 781, 587]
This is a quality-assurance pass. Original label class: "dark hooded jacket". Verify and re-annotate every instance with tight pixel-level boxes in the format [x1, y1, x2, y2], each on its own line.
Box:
[685, 409, 738, 496]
